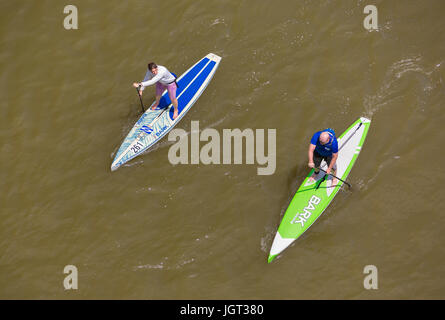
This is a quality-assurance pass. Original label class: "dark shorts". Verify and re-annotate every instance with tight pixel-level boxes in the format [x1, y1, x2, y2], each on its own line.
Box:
[313, 150, 336, 171]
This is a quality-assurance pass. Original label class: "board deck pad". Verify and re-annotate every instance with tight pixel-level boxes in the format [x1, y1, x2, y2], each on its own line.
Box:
[111, 53, 221, 171]
[268, 117, 371, 263]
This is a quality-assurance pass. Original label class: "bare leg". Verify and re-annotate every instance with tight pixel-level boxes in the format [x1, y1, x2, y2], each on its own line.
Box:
[172, 98, 179, 119]
[331, 169, 338, 186]
[151, 95, 161, 110]
[308, 168, 319, 182]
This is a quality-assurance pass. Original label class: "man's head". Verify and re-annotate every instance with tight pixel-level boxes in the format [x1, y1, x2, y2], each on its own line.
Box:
[319, 132, 331, 145]
[148, 62, 158, 75]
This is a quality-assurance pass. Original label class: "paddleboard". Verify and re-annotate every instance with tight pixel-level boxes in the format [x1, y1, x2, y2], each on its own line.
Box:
[111, 53, 221, 171]
[268, 117, 371, 263]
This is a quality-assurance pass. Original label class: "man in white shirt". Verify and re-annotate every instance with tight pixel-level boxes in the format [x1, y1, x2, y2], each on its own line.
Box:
[133, 62, 179, 119]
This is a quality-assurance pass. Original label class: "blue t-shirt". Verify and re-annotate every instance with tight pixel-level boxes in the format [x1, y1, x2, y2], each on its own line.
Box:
[310, 130, 338, 157]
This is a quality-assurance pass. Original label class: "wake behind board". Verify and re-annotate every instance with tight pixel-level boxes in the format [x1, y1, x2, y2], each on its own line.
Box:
[111, 53, 221, 171]
[268, 117, 371, 263]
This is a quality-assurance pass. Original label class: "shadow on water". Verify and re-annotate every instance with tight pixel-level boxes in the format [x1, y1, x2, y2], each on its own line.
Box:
[286, 163, 310, 191]
[126, 102, 144, 119]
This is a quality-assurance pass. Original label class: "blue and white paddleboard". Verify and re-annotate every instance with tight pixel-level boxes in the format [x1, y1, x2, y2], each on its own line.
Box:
[111, 53, 221, 171]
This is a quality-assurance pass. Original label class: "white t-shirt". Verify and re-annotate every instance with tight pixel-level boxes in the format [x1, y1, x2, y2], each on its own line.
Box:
[140, 65, 175, 90]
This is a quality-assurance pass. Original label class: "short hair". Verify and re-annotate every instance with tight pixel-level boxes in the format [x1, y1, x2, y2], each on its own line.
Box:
[148, 62, 157, 71]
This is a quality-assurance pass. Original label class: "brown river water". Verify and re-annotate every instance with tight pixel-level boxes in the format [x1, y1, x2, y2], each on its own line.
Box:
[1, 0, 444, 299]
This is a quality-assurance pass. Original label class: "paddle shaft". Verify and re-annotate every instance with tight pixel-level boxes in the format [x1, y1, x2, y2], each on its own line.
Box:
[136, 86, 144, 112]
[317, 167, 351, 188]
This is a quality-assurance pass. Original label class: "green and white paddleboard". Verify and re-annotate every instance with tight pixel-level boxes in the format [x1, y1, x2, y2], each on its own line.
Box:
[268, 117, 371, 263]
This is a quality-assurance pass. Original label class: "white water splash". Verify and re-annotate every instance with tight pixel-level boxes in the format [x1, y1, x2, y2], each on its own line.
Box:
[210, 18, 226, 27]
[260, 226, 276, 253]
[133, 257, 196, 271]
[364, 55, 437, 118]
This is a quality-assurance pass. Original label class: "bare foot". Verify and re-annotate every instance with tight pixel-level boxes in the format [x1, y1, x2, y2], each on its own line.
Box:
[151, 104, 158, 110]
[308, 174, 316, 182]
[173, 110, 178, 119]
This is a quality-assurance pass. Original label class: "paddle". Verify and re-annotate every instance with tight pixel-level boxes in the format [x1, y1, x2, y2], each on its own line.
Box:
[315, 174, 327, 190]
[318, 167, 351, 188]
[136, 85, 144, 112]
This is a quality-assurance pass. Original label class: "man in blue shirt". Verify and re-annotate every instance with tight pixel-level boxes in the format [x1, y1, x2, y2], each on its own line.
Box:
[308, 128, 338, 183]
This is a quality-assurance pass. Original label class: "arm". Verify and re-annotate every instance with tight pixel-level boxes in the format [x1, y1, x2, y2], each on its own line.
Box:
[141, 68, 167, 88]
[308, 144, 316, 168]
[327, 152, 338, 173]
[133, 70, 153, 94]
[326, 138, 339, 173]
[141, 73, 162, 88]
[138, 70, 151, 92]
